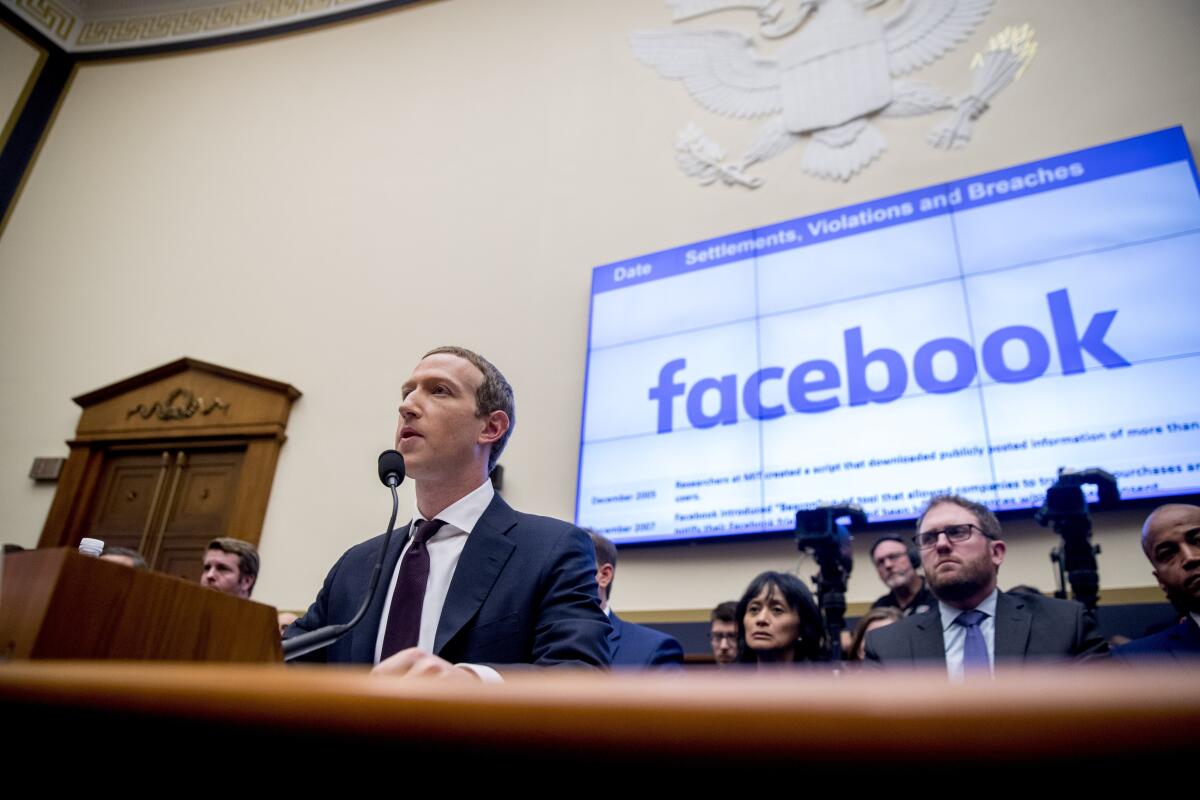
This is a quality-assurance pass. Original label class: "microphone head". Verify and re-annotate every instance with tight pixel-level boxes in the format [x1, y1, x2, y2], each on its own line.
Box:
[377, 450, 406, 488]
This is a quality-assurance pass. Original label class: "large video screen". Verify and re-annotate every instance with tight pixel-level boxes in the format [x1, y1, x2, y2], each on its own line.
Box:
[576, 127, 1200, 545]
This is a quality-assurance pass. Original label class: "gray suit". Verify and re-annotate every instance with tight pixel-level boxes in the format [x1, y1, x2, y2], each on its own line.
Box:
[864, 590, 1109, 668]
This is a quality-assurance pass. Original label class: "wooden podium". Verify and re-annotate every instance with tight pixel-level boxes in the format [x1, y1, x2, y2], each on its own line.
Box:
[0, 548, 281, 662]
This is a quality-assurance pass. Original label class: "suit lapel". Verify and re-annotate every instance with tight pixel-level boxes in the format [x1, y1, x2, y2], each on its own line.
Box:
[909, 609, 945, 661]
[994, 591, 1031, 663]
[433, 494, 517, 655]
[351, 522, 413, 664]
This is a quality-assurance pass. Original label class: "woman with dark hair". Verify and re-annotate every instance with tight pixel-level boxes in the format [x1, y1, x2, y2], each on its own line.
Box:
[736, 571, 830, 666]
[846, 606, 903, 662]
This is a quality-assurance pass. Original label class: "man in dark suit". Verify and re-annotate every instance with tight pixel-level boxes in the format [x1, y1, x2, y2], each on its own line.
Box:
[865, 494, 1108, 675]
[587, 530, 683, 669]
[1115, 504, 1200, 661]
[287, 346, 611, 679]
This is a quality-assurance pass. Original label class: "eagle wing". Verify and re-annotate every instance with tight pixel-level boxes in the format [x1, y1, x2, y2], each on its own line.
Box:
[883, 0, 994, 76]
[630, 29, 783, 119]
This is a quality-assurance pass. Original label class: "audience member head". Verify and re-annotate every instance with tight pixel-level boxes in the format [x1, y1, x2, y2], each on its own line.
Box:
[736, 571, 828, 665]
[1140, 504, 1200, 615]
[847, 606, 903, 661]
[277, 611, 299, 636]
[100, 546, 147, 570]
[586, 529, 617, 611]
[913, 494, 1005, 611]
[870, 535, 921, 594]
[202, 537, 259, 598]
[709, 600, 738, 667]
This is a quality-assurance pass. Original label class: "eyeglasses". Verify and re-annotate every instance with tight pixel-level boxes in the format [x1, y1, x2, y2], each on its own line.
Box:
[709, 633, 738, 642]
[912, 524, 990, 549]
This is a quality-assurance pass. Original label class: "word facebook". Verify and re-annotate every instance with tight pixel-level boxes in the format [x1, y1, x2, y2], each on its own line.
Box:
[649, 289, 1129, 433]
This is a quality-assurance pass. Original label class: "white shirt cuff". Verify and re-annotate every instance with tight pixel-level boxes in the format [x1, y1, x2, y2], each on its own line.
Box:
[457, 663, 503, 683]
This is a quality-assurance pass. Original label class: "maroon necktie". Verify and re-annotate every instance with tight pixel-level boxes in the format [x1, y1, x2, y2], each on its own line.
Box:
[379, 518, 447, 659]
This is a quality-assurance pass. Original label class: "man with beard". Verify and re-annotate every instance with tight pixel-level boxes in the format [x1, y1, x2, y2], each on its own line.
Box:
[868, 535, 935, 617]
[1114, 504, 1200, 661]
[864, 495, 1108, 676]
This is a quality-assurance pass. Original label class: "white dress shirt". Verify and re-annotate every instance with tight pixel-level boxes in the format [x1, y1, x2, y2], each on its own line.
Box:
[939, 588, 998, 681]
[374, 479, 500, 681]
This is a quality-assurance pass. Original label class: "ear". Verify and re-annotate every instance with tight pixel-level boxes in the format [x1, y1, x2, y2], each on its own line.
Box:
[477, 409, 510, 447]
[1152, 567, 1169, 595]
[595, 562, 614, 592]
[990, 539, 1006, 568]
[238, 573, 255, 596]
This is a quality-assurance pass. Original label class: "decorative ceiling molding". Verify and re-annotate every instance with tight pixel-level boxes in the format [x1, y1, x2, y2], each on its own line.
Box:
[3, 0, 405, 53]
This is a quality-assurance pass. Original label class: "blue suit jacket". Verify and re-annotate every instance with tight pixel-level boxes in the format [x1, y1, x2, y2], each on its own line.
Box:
[288, 493, 612, 668]
[609, 612, 684, 669]
[1114, 617, 1200, 662]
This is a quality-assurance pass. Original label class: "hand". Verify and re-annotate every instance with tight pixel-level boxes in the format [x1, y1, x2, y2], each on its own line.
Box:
[371, 647, 481, 681]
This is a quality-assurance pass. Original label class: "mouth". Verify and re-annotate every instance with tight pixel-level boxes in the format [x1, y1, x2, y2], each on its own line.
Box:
[398, 427, 422, 442]
[935, 559, 961, 572]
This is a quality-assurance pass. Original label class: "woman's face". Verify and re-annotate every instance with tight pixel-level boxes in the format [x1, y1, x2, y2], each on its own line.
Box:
[744, 585, 801, 657]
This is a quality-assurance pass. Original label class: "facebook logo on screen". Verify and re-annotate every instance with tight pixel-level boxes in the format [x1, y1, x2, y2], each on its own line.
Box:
[649, 289, 1130, 433]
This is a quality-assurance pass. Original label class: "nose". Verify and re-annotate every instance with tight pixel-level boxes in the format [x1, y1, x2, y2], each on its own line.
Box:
[1181, 542, 1200, 567]
[934, 532, 954, 553]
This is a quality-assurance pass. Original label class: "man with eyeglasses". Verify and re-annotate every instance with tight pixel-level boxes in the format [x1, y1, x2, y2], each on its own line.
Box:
[709, 601, 739, 668]
[864, 494, 1108, 676]
[868, 536, 935, 617]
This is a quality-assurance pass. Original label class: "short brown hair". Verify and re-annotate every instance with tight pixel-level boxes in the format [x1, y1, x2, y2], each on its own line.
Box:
[424, 345, 515, 472]
[710, 601, 737, 624]
[586, 528, 617, 599]
[916, 494, 1003, 540]
[206, 537, 260, 591]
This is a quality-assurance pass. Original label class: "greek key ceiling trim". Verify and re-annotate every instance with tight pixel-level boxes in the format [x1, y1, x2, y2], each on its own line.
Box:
[4, 0, 393, 53]
[13, 0, 77, 42]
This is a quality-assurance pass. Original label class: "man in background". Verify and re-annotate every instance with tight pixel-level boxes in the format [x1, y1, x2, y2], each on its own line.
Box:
[709, 601, 739, 668]
[865, 494, 1107, 676]
[869, 535, 934, 616]
[101, 545, 147, 570]
[589, 530, 683, 669]
[1115, 503, 1200, 660]
[202, 537, 259, 599]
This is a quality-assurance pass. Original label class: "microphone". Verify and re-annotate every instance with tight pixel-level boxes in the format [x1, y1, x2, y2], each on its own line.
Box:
[283, 450, 407, 661]
[378, 449, 405, 488]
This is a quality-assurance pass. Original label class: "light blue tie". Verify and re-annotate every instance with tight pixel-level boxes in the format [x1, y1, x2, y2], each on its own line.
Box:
[954, 609, 991, 674]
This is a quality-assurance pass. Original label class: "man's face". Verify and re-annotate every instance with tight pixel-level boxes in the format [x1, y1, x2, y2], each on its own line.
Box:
[201, 550, 252, 598]
[873, 539, 915, 590]
[709, 619, 738, 665]
[395, 354, 499, 483]
[1144, 505, 1200, 614]
[919, 503, 1004, 604]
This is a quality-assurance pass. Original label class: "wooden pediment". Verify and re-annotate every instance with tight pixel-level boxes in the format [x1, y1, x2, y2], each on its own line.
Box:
[70, 357, 302, 443]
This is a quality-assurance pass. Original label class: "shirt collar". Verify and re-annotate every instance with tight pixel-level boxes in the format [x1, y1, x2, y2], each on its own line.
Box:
[412, 479, 495, 536]
[939, 587, 999, 632]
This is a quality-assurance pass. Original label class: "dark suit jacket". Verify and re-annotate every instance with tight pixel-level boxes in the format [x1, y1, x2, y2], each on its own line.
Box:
[863, 590, 1109, 669]
[287, 493, 612, 668]
[1114, 617, 1200, 662]
[609, 612, 684, 669]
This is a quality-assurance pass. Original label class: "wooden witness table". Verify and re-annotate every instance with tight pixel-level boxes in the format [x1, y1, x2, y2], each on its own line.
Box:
[1, 661, 1195, 783]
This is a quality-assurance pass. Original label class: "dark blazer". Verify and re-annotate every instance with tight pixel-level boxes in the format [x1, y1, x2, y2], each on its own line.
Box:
[863, 590, 1109, 668]
[1114, 617, 1200, 662]
[609, 612, 684, 669]
[287, 493, 612, 668]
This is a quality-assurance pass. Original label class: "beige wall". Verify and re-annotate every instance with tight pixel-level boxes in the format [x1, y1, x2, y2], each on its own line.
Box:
[1, 0, 1197, 613]
[0, 19, 42, 150]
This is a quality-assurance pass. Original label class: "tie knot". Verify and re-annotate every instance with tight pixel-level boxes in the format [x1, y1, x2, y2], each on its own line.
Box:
[412, 518, 447, 544]
[954, 609, 988, 629]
